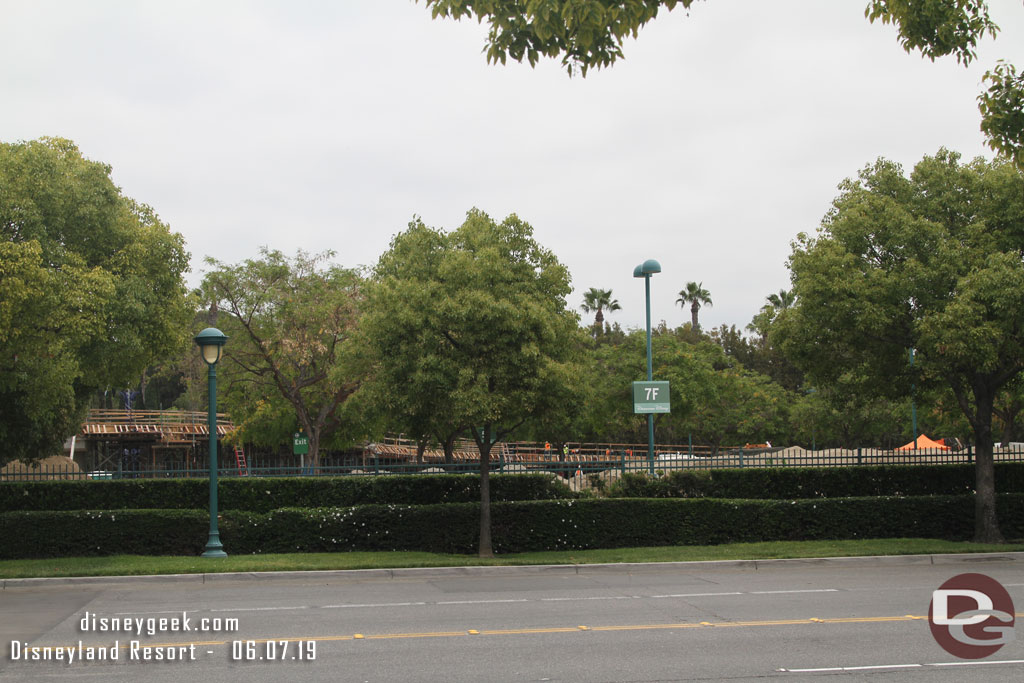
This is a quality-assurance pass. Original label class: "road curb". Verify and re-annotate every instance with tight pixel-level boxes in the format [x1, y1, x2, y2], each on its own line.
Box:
[4, 552, 1023, 588]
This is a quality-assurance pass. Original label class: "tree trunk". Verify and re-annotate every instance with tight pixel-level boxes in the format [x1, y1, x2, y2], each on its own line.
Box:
[477, 425, 494, 558]
[1001, 419, 1014, 447]
[974, 442, 1002, 543]
[949, 377, 1004, 543]
[416, 438, 427, 465]
[308, 430, 320, 470]
[962, 382, 1003, 540]
[995, 395, 1021, 445]
[971, 390, 1003, 542]
[438, 431, 458, 470]
[691, 302, 700, 331]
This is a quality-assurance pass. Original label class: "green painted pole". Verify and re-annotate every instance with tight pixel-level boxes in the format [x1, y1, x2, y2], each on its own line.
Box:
[202, 361, 226, 558]
[645, 274, 655, 475]
[645, 275, 653, 382]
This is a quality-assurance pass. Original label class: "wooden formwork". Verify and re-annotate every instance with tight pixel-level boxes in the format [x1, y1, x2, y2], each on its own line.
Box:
[78, 409, 236, 471]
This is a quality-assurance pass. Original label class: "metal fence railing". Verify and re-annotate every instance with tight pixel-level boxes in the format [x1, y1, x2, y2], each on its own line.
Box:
[4, 445, 1023, 493]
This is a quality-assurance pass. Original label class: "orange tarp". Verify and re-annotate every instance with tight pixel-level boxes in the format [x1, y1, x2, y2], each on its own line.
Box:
[896, 435, 949, 451]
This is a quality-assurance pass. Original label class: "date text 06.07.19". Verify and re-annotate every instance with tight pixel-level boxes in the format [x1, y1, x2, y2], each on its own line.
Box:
[230, 640, 316, 661]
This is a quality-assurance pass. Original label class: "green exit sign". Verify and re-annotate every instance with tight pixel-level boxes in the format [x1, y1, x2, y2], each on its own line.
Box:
[293, 432, 309, 455]
[632, 381, 670, 414]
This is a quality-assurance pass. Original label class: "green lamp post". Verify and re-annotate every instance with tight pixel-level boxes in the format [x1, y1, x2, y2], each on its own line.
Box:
[195, 327, 228, 558]
[634, 259, 661, 474]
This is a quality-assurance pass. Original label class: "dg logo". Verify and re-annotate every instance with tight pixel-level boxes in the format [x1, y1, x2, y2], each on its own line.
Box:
[929, 573, 1016, 659]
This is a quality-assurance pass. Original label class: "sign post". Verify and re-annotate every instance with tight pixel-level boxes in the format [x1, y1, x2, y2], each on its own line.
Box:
[632, 381, 671, 414]
[293, 431, 309, 470]
[633, 259, 663, 473]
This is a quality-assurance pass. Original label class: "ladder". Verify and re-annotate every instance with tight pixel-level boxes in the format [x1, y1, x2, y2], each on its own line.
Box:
[234, 445, 250, 476]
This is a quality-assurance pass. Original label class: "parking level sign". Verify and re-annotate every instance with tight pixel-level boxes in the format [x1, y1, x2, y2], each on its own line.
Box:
[633, 381, 670, 414]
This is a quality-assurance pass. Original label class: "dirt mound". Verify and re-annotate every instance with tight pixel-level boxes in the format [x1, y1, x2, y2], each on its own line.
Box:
[1, 455, 83, 481]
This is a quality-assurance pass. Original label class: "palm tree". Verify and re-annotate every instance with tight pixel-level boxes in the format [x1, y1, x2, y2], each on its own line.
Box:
[766, 288, 795, 310]
[677, 281, 712, 331]
[580, 288, 620, 336]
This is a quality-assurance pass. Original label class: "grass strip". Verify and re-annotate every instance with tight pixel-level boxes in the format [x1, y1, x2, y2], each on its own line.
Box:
[1, 538, 1021, 579]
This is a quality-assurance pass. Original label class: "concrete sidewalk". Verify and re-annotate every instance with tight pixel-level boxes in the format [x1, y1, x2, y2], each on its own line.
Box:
[4, 551, 1023, 588]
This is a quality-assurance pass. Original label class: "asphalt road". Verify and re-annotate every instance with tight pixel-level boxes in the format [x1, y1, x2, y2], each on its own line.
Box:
[2, 554, 1023, 682]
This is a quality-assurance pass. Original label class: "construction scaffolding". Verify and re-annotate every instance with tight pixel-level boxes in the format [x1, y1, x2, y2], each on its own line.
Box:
[77, 409, 235, 473]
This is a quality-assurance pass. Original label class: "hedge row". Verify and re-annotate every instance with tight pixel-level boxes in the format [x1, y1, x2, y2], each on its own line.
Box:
[3, 494, 1022, 559]
[5, 463, 1024, 513]
[0, 474, 574, 513]
[606, 462, 1024, 499]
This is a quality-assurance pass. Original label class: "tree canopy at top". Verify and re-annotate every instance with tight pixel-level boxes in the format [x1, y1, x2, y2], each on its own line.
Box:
[0, 137, 191, 464]
[421, 1, 1022, 166]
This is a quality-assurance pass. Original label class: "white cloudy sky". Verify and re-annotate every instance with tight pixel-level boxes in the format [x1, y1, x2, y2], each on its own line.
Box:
[3, 1, 1022, 331]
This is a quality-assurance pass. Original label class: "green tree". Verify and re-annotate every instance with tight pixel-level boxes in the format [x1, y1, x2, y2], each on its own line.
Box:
[365, 209, 579, 557]
[422, 1, 1020, 166]
[749, 290, 796, 341]
[576, 327, 790, 448]
[993, 383, 1024, 445]
[202, 249, 365, 466]
[360, 221, 470, 464]
[766, 289, 795, 311]
[661, 340, 789, 454]
[580, 287, 621, 337]
[1, 138, 191, 464]
[744, 292, 804, 392]
[792, 380, 906, 450]
[577, 329, 665, 444]
[676, 281, 712, 332]
[776, 150, 1024, 542]
[978, 60, 1024, 166]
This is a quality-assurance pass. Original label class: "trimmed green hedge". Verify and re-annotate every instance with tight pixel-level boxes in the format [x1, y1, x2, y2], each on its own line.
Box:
[5, 463, 1023, 514]
[606, 463, 1024, 499]
[0, 474, 574, 513]
[4, 494, 1022, 559]
[0, 509, 210, 558]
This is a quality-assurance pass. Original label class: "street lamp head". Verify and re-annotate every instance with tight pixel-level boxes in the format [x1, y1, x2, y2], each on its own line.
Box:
[194, 327, 228, 366]
[640, 259, 661, 275]
[633, 259, 662, 277]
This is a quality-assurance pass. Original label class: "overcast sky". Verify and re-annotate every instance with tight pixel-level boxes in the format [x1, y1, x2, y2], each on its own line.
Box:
[3, 1, 1022, 331]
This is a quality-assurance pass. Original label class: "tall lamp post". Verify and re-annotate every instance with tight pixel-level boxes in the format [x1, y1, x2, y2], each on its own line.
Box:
[634, 259, 661, 474]
[195, 327, 228, 558]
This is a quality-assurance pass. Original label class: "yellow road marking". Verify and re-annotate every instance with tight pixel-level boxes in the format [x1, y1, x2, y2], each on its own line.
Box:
[37, 612, 1024, 651]
[480, 627, 580, 635]
[366, 631, 467, 639]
